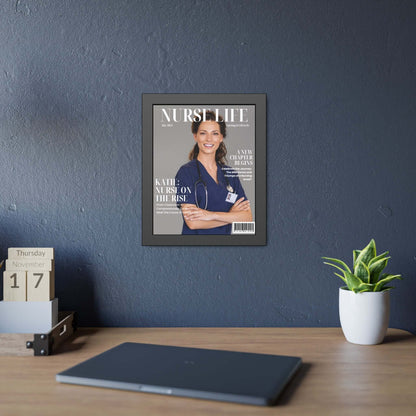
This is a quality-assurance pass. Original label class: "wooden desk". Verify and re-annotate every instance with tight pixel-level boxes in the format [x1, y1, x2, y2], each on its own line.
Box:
[1, 328, 415, 415]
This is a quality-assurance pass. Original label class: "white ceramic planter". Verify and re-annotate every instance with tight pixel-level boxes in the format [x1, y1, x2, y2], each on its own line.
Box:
[339, 287, 390, 345]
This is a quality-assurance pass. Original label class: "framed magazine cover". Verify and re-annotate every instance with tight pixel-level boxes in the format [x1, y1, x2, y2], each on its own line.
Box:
[142, 94, 266, 246]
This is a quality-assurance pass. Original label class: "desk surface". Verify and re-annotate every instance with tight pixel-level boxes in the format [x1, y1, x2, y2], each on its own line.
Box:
[1, 327, 415, 415]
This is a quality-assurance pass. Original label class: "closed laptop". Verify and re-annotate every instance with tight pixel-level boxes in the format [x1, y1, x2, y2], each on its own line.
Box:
[56, 342, 301, 406]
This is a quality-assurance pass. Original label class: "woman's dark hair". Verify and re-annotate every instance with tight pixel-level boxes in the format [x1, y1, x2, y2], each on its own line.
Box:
[189, 110, 227, 165]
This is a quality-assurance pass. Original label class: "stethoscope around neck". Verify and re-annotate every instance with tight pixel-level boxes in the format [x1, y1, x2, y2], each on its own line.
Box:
[194, 161, 234, 210]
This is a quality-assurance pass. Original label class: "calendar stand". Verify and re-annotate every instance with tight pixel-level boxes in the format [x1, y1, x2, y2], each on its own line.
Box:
[0, 311, 76, 356]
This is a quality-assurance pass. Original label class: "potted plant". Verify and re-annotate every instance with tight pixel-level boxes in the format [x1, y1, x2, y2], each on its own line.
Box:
[323, 239, 402, 345]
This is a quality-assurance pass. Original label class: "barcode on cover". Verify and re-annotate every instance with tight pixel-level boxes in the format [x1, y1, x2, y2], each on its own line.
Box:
[232, 222, 255, 234]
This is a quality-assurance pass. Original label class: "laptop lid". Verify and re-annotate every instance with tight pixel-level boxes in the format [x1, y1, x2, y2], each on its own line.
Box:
[56, 342, 301, 406]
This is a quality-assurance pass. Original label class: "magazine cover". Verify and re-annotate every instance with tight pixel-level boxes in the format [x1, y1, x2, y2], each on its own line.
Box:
[142, 94, 266, 246]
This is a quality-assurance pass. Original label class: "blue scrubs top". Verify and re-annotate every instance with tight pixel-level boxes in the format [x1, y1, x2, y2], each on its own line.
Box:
[175, 159, 247, 235]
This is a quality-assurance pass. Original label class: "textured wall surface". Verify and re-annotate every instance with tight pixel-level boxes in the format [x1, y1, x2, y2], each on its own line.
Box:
[1, 0, 415, 331]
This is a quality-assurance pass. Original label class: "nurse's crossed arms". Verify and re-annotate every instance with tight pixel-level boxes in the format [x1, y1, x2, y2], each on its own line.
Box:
[181, 197, 251, 230]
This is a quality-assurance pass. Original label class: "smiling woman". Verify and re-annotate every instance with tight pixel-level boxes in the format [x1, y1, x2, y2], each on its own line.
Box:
[175, 111, 252, 235]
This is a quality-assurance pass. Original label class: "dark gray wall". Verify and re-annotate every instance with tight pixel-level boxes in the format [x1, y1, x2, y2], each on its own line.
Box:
[1, 0, 415, 331]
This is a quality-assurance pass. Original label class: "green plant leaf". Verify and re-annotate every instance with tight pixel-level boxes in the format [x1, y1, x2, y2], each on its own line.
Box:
[381, 286, 394, 291]
[368, 251, 389, 266]
[322, 257, 352, 274]
[355, 239, 376, 267]
[334, 272, 347, 284]
[323, 262, 348, 278]
[354, 282, 376, 293]
[355, 261, 370, 283]
[374, 274, 403, 291]
[344, 270, 364, 291]
[353, 250, 361, 266]
[368, 257, 390, 283]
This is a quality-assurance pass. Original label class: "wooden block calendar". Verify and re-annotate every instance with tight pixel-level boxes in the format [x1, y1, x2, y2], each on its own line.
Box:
[1, 247, 57, 334]
[4, 248, 55, 302]
[0, 248, 76, 355]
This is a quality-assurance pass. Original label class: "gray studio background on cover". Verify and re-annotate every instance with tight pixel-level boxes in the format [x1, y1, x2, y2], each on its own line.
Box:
[1, 1, 415, 332]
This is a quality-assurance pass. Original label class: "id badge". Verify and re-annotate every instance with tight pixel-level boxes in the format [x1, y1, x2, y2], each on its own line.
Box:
[226, 192, 238, 204]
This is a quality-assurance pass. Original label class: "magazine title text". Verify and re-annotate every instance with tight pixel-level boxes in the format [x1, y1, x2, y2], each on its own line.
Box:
[161, 108, 249, 123]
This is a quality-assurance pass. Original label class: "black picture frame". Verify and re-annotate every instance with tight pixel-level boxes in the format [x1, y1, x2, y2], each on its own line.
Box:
[142, 93, 266, 246]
